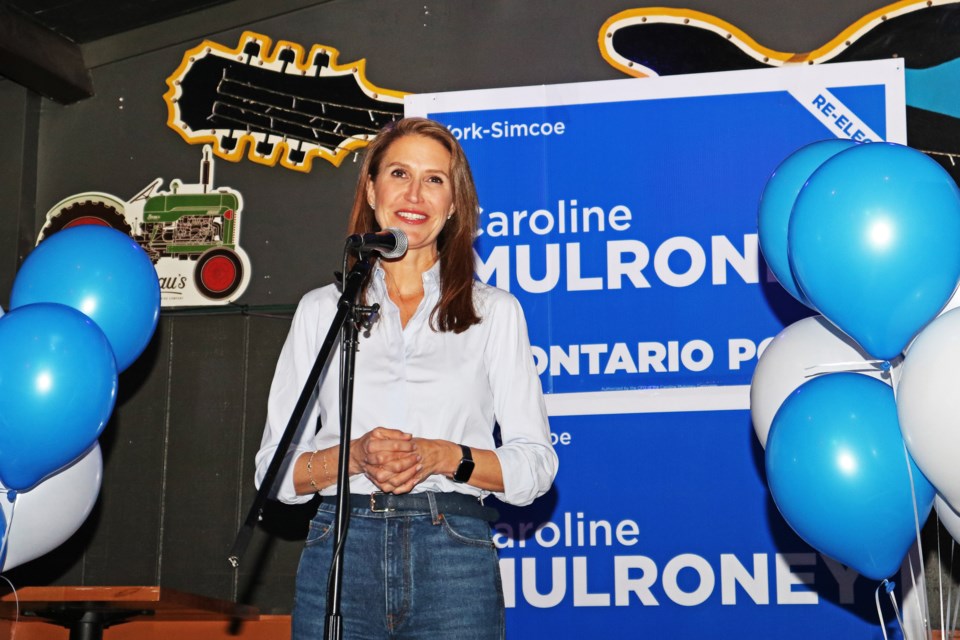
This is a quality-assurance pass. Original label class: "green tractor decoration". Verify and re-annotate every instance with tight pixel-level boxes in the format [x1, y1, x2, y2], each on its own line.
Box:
[38, 146, 251, 307]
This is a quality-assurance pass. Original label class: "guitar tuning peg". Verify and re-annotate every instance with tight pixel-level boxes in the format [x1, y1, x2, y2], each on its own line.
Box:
[242, 41, 261, 62]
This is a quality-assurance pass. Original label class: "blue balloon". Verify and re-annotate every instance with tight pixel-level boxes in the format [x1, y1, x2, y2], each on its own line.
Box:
[788, 142, 960, 360]
[0, 303, 118, 491]
[11, 226, 160, 373]
[758, 139, 858, 305]
[766, 372, 934, 580]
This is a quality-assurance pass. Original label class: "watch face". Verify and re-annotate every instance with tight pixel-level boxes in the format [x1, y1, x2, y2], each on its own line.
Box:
[454, 457, 475, 483]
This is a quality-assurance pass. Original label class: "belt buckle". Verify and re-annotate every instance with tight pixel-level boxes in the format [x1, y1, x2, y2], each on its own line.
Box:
[369, 492, 394, 513]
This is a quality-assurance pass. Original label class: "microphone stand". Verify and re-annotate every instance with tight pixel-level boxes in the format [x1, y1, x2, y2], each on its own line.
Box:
[324, 256, 374, 640]
[228, 255, 377, 640]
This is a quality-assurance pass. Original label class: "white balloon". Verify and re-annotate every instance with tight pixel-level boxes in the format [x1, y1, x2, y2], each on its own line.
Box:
[0, 443, 102, 571]
[898, 308, 960, 507]
[936, 494, 960, 544]
[750, 315, 893, 447]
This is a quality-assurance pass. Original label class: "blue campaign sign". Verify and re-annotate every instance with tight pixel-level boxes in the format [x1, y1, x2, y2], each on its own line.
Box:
[407, 60, 908, 638]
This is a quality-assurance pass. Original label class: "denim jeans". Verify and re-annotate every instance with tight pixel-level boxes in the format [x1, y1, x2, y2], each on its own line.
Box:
[292, 494, 505, 640]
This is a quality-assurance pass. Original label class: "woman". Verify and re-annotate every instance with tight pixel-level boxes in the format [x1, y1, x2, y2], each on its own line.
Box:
[256, 117, 558, 639]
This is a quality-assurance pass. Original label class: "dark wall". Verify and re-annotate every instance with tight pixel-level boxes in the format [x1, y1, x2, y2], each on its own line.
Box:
[0, 0, 901, 615]
[22, 0, 898, 308]
[0, 83, 38, 308]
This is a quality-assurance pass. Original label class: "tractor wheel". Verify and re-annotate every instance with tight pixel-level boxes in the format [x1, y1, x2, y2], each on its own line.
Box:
[194, 248, 243, 300]
[40, 198, 132, 241]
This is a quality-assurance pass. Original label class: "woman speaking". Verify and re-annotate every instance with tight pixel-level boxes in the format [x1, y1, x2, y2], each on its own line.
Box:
[256, 117, 558, 639]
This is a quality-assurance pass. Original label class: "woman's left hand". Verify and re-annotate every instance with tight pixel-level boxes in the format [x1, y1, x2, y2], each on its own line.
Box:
[351, 427, 421, 493]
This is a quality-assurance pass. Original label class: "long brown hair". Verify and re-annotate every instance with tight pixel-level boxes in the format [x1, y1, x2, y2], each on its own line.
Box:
[347, 117, 480, 333]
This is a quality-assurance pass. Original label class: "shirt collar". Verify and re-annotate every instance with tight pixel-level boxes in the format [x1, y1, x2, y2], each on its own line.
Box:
[373, 259, 441, 291]
[422, 260, 441, 287]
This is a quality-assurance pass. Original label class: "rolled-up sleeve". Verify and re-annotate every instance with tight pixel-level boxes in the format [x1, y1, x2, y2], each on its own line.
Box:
[485, 293, 558, 506]
[254, 290, 328, 505]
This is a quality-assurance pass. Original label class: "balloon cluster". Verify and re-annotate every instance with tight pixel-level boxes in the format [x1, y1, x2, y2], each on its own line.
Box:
[0, 226, 159, 571]
[753, 140, 960, 581]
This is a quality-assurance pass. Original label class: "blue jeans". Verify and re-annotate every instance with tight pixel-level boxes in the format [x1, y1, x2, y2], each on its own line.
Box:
[292, 495, 505, 640]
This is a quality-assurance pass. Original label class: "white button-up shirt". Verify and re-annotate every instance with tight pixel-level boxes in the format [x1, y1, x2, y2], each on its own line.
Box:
[256, 262, 558, 506]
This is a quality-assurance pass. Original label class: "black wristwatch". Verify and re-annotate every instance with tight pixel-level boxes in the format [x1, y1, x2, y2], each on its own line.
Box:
[452, 444, 475, 483]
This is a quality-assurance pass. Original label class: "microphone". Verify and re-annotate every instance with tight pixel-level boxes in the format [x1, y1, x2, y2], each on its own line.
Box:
[346, 228, 408, 259]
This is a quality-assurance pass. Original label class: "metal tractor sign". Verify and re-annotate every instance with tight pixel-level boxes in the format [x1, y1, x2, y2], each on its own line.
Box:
[38, 146, 252, 307]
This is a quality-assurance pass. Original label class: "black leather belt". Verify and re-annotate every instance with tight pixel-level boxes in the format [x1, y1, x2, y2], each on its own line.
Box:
[326, 492, 499, 522]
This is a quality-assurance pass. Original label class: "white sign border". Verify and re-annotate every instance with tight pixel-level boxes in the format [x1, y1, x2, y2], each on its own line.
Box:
[406, 59, 906, 143]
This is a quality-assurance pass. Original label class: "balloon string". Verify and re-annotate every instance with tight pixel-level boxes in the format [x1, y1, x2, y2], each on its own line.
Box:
[949, 539, 957, 639]
[901, 556, 931, 640]
[0, 491, 16, 568]
[908, 554, 933, 640]
[0, 494, 18, 637]
[902, 441, 933, 639]
[938, 521, 945, 638]
[878, 581, 891, 640]
[803, 359, 893, 377]
[892, 358, 933, 640]
[888, 580, 909, 639]
[879, 580, 909, 640]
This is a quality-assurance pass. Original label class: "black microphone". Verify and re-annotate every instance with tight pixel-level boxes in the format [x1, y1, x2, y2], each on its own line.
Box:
[346, 228, 408, 259]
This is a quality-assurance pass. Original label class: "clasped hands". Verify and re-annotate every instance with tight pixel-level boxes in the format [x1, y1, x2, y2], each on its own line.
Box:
[349, 427, 452, 494]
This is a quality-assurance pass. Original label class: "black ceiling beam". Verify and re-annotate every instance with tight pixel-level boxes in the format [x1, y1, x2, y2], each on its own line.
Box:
[0, 4, 94, 104]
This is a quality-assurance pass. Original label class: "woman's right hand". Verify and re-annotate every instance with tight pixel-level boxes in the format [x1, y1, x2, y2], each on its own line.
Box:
[350, 427, 422, 493]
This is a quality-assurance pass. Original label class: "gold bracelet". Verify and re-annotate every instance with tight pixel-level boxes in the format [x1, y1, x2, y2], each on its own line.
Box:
[321, 449, 332, 484]
[306, 450, 321, 493]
